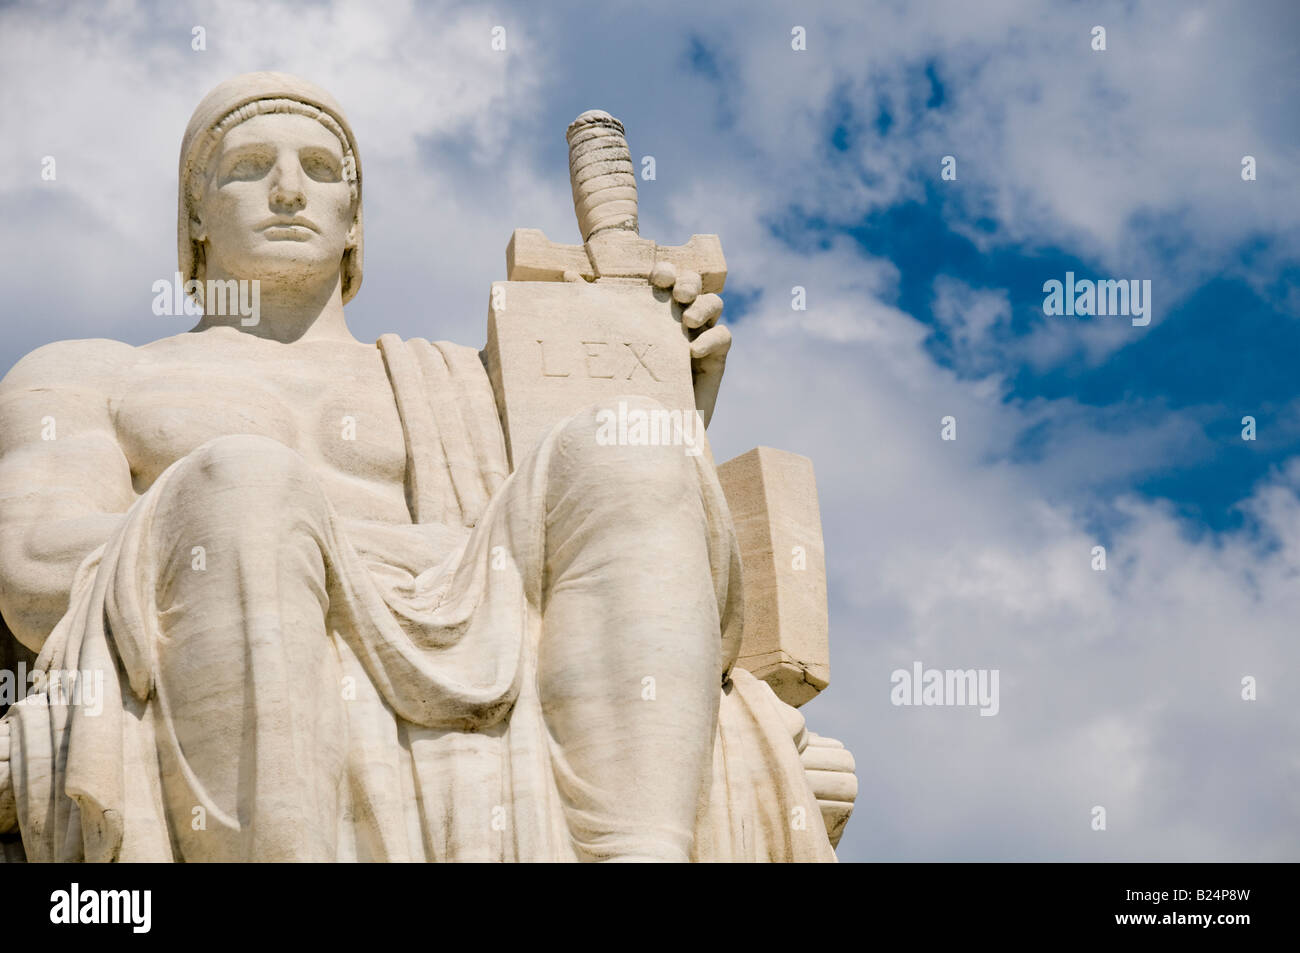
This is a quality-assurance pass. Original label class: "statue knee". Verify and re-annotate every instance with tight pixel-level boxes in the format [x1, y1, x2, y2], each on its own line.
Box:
[150, 435, 331, 613]
[167, 434, 330, 530]
[549, 396, 703, 512]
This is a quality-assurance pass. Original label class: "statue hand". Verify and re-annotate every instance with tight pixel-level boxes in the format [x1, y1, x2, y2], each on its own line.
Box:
[650, 261, 730, 429]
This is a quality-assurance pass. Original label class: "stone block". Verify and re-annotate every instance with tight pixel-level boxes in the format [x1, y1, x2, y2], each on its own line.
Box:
[484, 278, 699, 469]
[717, 446, 829, 706]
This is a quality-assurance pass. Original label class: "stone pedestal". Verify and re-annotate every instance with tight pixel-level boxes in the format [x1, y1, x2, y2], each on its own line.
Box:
[717, 447, 830, 707]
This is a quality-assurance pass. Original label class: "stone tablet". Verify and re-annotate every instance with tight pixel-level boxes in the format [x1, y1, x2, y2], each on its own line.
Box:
[717, 446, 830, 706]
[484, 278, 699, 469]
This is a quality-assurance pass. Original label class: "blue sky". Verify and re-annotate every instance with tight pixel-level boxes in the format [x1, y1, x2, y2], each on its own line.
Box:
[1, 0, 1298, 861]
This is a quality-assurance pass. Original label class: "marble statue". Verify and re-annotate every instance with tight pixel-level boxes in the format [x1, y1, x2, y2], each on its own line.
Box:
[0, 73, 854, 862]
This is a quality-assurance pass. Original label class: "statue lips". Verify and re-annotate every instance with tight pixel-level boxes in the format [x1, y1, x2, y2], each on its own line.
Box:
[258, 216, 319, 241]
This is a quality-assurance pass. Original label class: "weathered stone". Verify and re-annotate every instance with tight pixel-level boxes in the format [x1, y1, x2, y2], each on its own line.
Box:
[0, 80, 854, 863]
[484, 279, 699, 469]
[802, 733, 858, 847]
[717, 446, 831, 707]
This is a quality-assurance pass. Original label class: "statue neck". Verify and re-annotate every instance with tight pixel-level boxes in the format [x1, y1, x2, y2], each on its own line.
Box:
[191, 269, 359, 344]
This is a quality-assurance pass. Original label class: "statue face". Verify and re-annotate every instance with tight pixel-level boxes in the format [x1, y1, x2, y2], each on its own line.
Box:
[196, 112, 356, 287]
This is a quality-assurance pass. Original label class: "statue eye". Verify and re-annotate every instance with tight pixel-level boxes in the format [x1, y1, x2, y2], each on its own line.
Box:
[222, 152, 273, 183]
[302, 152, 342, 182]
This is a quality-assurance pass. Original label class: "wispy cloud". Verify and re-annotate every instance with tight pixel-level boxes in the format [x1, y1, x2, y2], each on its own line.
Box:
[1, 0, 1296, 861]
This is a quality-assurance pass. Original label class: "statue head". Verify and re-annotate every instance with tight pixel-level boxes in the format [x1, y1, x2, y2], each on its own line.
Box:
[178, 72, 363, 304]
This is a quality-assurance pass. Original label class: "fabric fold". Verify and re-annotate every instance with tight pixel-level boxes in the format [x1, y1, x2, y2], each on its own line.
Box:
[2, 335, 834, 863]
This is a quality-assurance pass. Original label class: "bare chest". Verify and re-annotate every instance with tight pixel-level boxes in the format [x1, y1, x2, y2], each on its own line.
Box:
[113, 339, 410, 519]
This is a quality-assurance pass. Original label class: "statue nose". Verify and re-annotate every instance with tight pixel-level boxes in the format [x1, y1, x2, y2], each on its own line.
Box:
[269, 183, 306, 213]
[268, 163, 306, 212]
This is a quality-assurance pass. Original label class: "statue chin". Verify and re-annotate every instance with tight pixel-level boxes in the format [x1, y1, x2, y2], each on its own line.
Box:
[208, 248, 340, 287]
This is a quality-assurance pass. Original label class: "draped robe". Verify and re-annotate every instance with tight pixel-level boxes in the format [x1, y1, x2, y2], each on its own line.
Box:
[0, 335, 835, 862]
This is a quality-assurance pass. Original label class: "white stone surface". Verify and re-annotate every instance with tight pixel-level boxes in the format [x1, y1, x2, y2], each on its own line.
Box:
[484, 278, 698, 470]
[0, 76, 854, 862]
[717, 447, 831, 706]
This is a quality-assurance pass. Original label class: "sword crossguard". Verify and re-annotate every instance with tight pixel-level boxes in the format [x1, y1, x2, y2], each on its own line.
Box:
[505, 109, 726, 294]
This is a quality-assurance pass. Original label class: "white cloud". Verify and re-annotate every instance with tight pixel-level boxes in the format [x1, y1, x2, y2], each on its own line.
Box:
[0, 0, 548, 346]
[1, 0, 1296, 863]
[667, 0, 1300, 360]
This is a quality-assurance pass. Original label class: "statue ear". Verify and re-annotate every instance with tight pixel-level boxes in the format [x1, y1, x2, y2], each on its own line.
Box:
[189, 215, 207, 244]
[345, 220, 359, 248]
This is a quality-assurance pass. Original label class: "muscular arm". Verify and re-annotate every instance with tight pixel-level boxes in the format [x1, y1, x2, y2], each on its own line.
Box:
[0, 340, 137, 651]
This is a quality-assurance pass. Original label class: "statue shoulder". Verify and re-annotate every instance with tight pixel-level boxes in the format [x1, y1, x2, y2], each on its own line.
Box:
[0, 337, 139, 394]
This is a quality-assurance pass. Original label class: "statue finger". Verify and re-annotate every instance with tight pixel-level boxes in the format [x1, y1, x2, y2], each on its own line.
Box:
[650, 261, 677, 289]
[689, 324, 732, 362]
[672, 269, 702, 304]
[682, 293, 723, 330]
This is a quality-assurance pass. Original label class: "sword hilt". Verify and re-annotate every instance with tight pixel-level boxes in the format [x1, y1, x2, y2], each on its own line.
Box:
[566, 110, 638, 242]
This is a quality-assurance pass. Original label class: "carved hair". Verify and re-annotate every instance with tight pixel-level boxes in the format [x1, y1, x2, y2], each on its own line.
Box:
[177, 74, 365, 305]
[184, 98, 359, 208]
